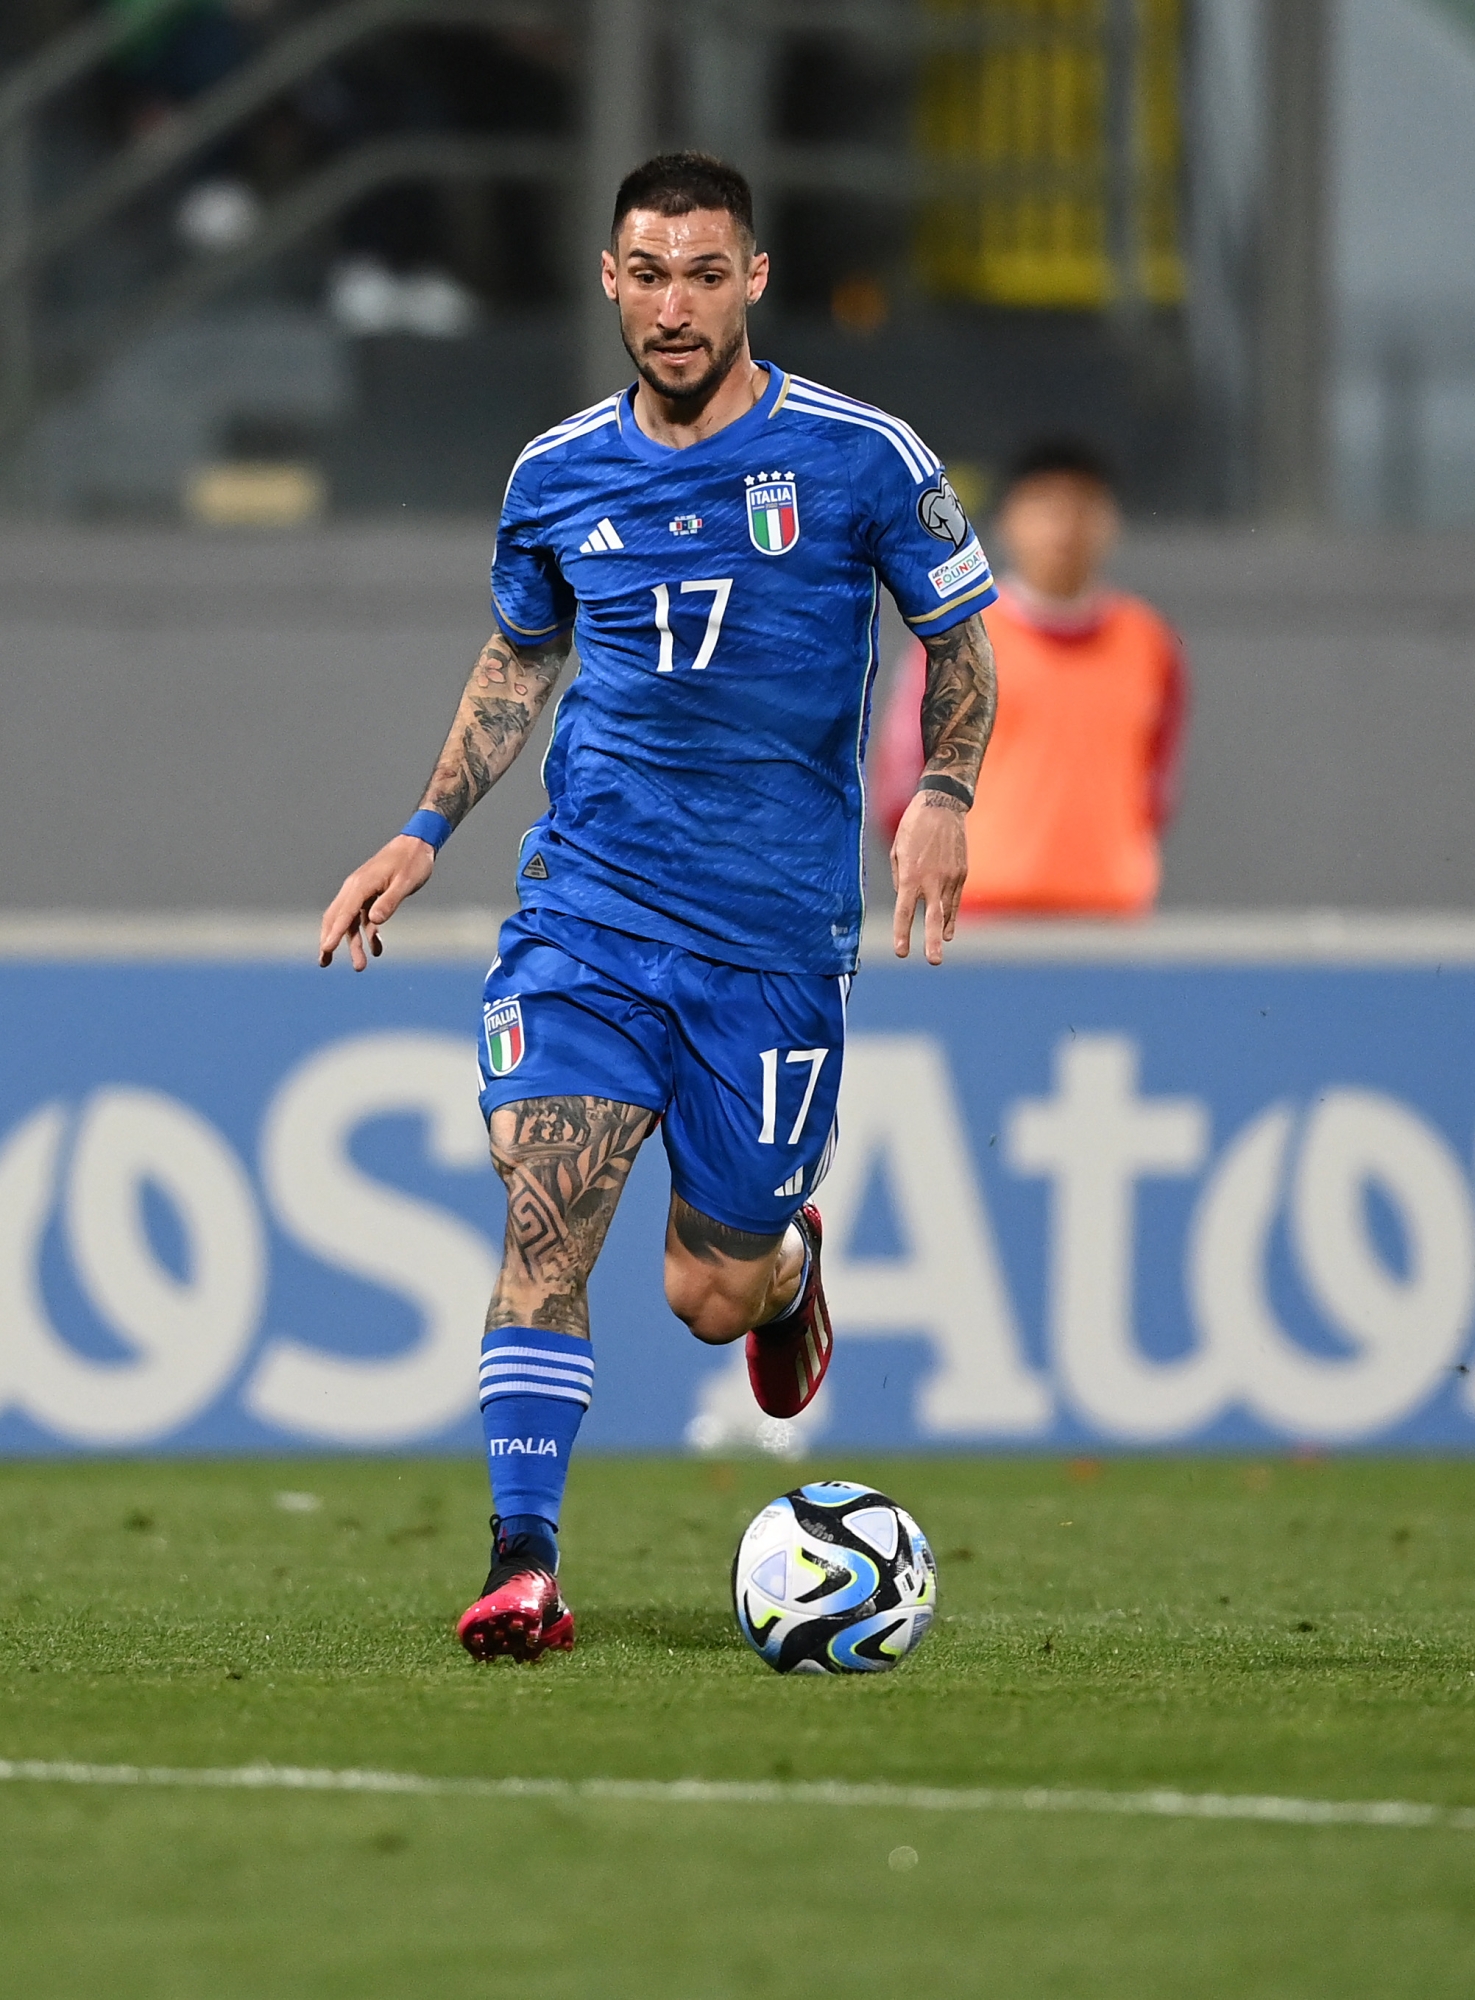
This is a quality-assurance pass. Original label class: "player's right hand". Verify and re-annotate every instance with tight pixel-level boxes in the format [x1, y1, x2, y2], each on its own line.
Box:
[318, 834, 437, 970]
[890, 792, 969, 966]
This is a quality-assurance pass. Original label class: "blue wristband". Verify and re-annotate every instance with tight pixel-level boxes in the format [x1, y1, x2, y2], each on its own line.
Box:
[400, 809, 453, 852]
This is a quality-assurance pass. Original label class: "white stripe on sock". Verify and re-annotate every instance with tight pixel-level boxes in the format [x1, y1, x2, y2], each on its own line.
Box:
[481, 1345, 593, 1370]
[479, 1361, 593, 1384]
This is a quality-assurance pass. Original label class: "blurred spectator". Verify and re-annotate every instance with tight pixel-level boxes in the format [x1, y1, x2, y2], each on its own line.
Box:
[32, 0, 563, 351]
[108, 0, 260, 126]
[108, 0, 275, 251]
[103, 1, 493, 325]
[873, 440, 1189, 918]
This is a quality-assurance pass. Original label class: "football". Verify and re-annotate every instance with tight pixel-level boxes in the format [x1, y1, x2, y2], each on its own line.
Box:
[731, 1480, 938, 1674]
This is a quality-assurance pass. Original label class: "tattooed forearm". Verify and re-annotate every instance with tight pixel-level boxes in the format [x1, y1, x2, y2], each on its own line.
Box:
[486, 1097, 655, 1338]
[918, 612, 997, 798]
[418, 623, 570, 829]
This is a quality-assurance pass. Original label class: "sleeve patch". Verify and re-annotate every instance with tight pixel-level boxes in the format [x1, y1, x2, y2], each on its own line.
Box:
[916, 473, 971, 547]
[927, 538, 990, 600]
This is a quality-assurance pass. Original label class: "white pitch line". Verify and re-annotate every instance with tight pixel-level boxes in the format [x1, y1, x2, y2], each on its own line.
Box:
[1, 1760, 1473, 1831]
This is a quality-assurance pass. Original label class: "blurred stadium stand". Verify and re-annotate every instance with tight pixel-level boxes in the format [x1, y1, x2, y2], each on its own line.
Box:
[0, 3, 1473, 917]
[1, 1, 1473, 523]
[0, 1, 1471, 525]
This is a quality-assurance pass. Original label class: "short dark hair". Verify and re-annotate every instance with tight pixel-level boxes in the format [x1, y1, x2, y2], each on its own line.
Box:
[611, 152, 755, 250]
[1003, 437, 1118, 495]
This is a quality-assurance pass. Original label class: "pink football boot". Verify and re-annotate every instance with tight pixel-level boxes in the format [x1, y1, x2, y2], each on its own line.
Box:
[746, 1205, 833, 1420]
[457, 1530, 575, 1663]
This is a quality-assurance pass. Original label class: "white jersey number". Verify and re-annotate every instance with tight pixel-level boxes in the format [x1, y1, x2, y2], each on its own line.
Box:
[652, 577, 733, 674]
[758, 1047, 830, 1146]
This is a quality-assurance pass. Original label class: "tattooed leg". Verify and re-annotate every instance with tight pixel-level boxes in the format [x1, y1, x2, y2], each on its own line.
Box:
[663, 1192, 806, 1346]
[488, 1097, 657, 1339]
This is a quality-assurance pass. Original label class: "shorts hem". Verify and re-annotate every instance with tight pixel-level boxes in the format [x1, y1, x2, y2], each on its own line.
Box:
[667, 1172, 805, 1240]
[478, 1075, 666, 1119]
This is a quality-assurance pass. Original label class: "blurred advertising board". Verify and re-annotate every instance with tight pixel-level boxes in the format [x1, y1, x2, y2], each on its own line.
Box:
[3, 916, 1475, 1456]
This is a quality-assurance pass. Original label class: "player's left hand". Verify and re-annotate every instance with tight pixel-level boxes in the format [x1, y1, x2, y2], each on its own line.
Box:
[890, 794, 968, 965]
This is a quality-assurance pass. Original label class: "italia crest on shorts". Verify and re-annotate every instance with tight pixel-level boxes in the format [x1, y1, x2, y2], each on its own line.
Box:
[483, 997, 525, 1076]
[745, 472, 800, 555]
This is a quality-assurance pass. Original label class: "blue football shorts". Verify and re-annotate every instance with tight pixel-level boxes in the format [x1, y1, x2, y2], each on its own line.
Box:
[477, 908, 847, 1237]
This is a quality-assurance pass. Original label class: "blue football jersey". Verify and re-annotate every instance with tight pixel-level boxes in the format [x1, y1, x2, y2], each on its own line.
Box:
[489, 363, 997, 976]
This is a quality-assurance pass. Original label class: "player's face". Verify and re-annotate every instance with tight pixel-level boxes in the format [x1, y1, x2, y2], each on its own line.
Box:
[603, 208, 770, 404]
[996, 472, 1120, 599]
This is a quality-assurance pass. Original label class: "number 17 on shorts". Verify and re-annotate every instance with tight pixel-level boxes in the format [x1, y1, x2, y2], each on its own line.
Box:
[757, 1045, 837, 1206]
[758, 1047, 829, 1146]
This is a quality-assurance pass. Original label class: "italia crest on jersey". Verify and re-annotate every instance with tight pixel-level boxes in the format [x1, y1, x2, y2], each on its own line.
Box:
[483, 997, 525, 1076]
[745, 472, 800, 555]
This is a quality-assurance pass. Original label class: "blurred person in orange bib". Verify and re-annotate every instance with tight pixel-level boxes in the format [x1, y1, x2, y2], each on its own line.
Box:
[873, 440, 1189, 917]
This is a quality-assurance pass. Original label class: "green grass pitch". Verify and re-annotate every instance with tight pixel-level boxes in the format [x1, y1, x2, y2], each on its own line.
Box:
[4, 1453, 1475, 1997]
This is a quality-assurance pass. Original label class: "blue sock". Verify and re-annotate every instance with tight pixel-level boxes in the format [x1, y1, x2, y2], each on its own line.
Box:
[478, 1326, 593, 1571]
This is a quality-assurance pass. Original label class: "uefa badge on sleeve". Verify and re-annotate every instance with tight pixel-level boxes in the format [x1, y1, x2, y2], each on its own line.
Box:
[483, 997, 525, 1077]
[745, 472, 800, 555]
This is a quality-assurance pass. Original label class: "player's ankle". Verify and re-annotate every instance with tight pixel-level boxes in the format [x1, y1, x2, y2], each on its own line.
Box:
[496, 1513, 560, 1573]
[758, 1222, 810, 1327]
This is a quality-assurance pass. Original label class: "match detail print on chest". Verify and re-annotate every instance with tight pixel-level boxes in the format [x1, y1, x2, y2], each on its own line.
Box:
[569, 465, 807, 567]
[569, 465, 811, 678]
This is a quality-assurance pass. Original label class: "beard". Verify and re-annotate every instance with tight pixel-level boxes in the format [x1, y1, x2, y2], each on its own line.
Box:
[623, 312, 748, 406]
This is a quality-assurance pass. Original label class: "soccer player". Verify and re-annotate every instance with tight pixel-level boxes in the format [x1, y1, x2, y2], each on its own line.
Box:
[318, 153, 999, 1663]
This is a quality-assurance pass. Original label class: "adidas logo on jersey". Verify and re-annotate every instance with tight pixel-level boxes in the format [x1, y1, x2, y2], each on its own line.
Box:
[579, 517, 624, 553]
[774, 1166, 805, 1199]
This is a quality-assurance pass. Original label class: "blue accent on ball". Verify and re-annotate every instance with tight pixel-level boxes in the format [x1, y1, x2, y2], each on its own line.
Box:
[797, 1481, 873, 1507]
[826, 1610, 912, 1673]
[807, 1549, 881, 1616]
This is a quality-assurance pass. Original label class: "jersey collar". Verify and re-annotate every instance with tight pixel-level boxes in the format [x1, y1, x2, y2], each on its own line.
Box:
[616, 362, 786, 464]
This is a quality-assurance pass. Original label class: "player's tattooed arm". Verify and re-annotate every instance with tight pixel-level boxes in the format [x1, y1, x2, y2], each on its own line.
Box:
[317, 621, 569, 969]
[487, 1097, 657, 1339]
[419, 623, 571, 828]
[890, 611, 996, 967]
[918, 611, 997, 806]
